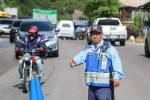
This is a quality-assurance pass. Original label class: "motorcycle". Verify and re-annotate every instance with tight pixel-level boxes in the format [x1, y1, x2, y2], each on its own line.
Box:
[21, 48, 43, 93]
[75, 27, 86, 40]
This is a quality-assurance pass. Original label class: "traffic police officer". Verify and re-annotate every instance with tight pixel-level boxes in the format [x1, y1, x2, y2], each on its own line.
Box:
[69, 25, 123, 100]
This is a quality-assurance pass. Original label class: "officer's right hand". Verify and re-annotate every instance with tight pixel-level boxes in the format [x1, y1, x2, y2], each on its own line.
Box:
[69, 59, 76, 68]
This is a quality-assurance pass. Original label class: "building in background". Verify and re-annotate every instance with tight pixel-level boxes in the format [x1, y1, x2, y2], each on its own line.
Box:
[119, 0, 150, 22]
[4, 7, 17, 19]
[0, 11, 11, 18]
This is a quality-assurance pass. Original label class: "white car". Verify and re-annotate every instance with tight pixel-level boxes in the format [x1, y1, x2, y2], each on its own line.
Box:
[92, 17, 127, 46]
[55, 20, 75, 39]
[145, 29, 150, 57]
[0, 19, 13, 35]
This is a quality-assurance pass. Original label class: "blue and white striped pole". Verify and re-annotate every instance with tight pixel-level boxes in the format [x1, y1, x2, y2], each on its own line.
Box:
[29, 76, 44, 100]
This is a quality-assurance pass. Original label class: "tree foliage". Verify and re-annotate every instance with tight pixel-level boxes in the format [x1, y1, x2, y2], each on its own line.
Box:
[133, 14, 142, 28]
[1, 0, 119, 21]
[84, 0, 120, 21]
[1, 0, 87, 18]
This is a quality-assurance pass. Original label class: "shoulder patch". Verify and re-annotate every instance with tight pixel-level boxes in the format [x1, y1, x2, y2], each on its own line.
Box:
[87, 47, 94, 55]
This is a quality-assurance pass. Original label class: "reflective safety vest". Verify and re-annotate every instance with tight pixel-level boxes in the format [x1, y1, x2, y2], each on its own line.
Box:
[85, 44, 112, 87]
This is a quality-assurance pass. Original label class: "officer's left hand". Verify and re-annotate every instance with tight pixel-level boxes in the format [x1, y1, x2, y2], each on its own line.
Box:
[113, 79, 120, 87]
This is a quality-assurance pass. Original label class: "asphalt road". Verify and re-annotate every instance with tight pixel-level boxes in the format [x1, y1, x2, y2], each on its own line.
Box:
[0, 36, 150, 100]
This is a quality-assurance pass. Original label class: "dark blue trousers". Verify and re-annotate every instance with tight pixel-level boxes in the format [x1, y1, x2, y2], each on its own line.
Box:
[88, 86, 112, 100]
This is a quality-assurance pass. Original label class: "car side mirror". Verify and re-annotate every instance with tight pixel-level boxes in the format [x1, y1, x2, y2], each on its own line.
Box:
[55, 29, 60, 32]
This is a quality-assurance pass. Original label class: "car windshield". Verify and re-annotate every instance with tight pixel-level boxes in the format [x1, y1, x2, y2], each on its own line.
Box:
[0, 19, 13, 24]
[12, 21, 22, 27]
[20, 21, 53, 32]
[98, 19, 119, 25]
[62, 24, 71, 27]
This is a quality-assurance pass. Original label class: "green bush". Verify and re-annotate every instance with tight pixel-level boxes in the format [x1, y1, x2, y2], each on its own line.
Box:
[133, 15, 142, 28]
[58, 15, 72, 20]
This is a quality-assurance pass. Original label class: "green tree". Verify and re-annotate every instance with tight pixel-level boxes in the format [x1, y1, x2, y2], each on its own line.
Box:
[1, 0, 88, 19]
[84, 0, 119, 22]
[133, 14, 142, 28]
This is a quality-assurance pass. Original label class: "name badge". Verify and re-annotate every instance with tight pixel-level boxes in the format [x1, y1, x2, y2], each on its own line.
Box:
[87, 48, 94, 55]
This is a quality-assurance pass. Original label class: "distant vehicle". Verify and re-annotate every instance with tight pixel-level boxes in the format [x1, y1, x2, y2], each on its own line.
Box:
[75, 26, 87, 40]
[126, 25, 139, 39]
[144, 28, 150, 57]
[0, 19, 13, 35]
[15, 19, 59, 58]
[55, 20, 75, 39]
[9, 19, 22, 42]
[90, 17, 127, 46]
[73, 20, 88, 40]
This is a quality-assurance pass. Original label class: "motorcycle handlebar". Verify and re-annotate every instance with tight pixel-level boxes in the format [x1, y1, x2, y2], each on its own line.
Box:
[23, 48, 39, 54]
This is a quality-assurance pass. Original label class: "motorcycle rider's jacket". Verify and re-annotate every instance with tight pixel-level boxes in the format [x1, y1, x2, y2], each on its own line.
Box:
[85, 42, 112, 87]
[16, 35, 46, 58]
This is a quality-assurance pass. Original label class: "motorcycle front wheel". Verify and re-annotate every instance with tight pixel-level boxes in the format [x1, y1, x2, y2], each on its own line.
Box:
[22, 69, 29, 93]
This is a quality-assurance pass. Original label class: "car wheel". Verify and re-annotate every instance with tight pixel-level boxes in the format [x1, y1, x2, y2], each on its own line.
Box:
[60, 37, 64, 40]
[111, 41, 115, 45]
[66, 37, 69, 40]
[53, 49, 59, 57]
[46, 52, 51, 58]
[120, 40, 125, 46]
[10, 33, 15, 42]
[46, 50, 59, 58]
[74, 37, 77, 40]
[145, 40, 150, 57]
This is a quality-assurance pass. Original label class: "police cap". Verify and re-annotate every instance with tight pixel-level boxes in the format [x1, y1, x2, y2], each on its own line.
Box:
[90, 25, 102, 34]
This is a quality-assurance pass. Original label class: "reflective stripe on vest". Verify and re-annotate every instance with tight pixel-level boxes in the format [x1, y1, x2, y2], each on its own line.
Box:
[85, 72, 110, 85]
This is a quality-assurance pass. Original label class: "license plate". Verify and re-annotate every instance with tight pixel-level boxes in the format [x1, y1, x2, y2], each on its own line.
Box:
[111, 35, 118, 38]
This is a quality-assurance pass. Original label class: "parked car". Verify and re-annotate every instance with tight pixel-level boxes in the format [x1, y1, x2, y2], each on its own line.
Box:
[0, 19, 13, 35]
[15, 19, 59, 58]
[9, 19, 22, 42]
[144, 28, 150, 57]
[55, 20, 75, 39]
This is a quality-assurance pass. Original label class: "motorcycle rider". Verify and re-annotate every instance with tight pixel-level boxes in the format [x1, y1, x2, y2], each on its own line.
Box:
[16, 25, 46, 82]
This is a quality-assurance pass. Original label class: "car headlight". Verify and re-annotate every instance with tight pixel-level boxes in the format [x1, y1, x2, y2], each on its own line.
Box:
[48, 35, 57, 39]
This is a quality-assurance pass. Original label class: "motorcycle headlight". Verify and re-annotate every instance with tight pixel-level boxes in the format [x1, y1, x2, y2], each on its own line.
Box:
[23, 53, 31, 61]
